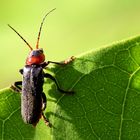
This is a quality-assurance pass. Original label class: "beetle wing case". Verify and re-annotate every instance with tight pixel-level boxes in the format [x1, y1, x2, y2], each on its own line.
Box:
[21, 65, 44, 125]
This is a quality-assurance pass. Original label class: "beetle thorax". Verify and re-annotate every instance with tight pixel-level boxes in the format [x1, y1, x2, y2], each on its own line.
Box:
[26, 48, 45, 65]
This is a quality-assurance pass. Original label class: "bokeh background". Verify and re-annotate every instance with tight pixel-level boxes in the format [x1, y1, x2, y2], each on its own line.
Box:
[0, 0, 140, 89]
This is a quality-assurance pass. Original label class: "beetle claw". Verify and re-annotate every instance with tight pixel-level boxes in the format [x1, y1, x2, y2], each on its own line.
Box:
[42, 113, 52, 127]
[63, 56, 75, 64]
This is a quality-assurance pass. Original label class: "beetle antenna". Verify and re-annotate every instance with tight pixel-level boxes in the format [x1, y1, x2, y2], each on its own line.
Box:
[8, 24, 33, 50]
[36, 8, 56, 49]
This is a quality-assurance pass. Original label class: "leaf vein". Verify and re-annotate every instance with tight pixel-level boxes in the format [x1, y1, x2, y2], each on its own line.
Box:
[119, 66, 140, 140]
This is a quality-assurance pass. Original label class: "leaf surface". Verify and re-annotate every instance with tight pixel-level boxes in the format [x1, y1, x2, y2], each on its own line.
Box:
[1, 36, 140, 140]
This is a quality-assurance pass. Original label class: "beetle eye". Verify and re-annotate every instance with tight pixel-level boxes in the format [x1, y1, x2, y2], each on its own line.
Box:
[39, 48, 43, 53]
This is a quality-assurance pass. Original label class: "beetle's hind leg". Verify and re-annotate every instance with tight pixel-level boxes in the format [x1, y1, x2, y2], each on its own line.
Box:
[44, 73, 74, 95]
[41, 92, 52, 127]
[42, 112, 51, 127]
[42, 92, 47, 111]
[10, 81, 22, 93]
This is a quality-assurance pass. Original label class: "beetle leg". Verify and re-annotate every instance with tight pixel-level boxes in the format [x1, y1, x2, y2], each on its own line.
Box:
[44, 73, 74, 95]
[10, 81, 22, 92]
[48, 56, 75, 65]
[19, 69, 23, 75]
[41, 56, 75, 68]
[42, 112, 51, 127]
[42, 92, 47, 111]
[62, 56, 75, 64]
[41, 92, 51, 127]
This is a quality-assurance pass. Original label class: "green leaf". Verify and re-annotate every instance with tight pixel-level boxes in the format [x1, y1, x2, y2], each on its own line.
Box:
[1, 36, 140, 140]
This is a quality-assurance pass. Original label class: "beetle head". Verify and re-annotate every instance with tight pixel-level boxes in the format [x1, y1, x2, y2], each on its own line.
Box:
[8, 8, 56, 65]
[26, 48, 45, 65]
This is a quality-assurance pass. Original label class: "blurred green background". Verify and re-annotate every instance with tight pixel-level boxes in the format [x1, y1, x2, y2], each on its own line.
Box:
[0, 0, 140, 88]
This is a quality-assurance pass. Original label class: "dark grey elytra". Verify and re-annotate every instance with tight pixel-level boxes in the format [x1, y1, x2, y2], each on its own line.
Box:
[9, 9, 75, 127]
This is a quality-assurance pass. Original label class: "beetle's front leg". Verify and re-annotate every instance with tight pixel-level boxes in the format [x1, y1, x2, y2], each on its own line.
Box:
[41, 56, 75, 68]
[48, 56, 75, 65]
[19, 68, 23, 74]
[44, 73, 74, 95]
[10, 81, 22, 92]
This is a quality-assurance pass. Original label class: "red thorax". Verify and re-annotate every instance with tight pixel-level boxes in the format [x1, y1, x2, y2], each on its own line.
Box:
[26, 49, 45, 65]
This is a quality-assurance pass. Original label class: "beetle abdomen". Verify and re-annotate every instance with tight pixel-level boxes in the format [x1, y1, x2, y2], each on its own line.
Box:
[21, 90, 42, 125]
[21, 65, 44, 125]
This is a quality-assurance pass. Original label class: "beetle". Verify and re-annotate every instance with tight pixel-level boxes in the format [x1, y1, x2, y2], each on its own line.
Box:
[9, 8, 74, 127]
